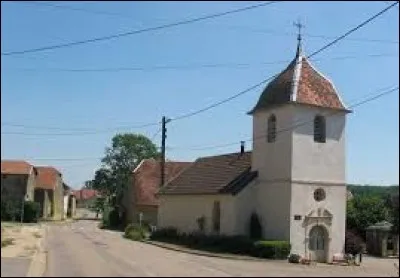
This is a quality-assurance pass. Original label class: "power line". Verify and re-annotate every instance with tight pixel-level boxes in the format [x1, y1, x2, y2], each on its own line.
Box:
[169, 86, 399, 151]
[4, 53, 397, 73]
[1, 3, 397, 137]
[1, 1, 279, 56]
[16, 1, 144, 22]
[169, 2, 399, 123]
[0, 121, 160, 134]
[8, 85, 398, 161]
[3, 52, 395, 135]
[221, 25, 399, 44]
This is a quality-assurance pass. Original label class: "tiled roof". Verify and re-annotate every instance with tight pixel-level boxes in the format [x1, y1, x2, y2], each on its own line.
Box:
[158, 152, 256, 195]
[132, 159, 192, 206]
[1, 160, 33, 175]
[250, 42, 349, 113]
[36, 166, 61, 190]
[74, 189, 98, 201]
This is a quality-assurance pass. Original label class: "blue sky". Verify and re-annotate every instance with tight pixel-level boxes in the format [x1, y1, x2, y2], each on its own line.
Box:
[1, 1, 399, 189]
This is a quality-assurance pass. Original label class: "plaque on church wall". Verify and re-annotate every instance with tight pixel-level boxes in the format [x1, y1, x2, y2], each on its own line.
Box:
[294, 215, 302, 220]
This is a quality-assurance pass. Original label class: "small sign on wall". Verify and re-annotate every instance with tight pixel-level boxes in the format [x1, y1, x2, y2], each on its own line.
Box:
[294, 215, 302, 220]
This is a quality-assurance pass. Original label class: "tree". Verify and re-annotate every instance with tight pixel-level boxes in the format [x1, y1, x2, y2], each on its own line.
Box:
[101, 133, 159, 209]
[389, 193, 399, 234]
[347, 195, 390, 239]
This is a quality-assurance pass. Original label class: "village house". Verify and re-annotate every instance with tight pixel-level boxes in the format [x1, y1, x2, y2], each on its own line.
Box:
[36, 166, 64, 221]
[157, 37, 350, 263]
[123, 159, 191, 226]
[1, 160, 37, 203]
[74, 188, 99, 219]
[63, 183, 77, 219]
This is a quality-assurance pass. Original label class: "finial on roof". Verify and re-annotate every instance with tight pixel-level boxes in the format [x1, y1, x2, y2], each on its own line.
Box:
[293, 18, 304, 57]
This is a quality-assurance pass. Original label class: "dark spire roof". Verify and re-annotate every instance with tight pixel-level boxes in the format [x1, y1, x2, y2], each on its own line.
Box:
[249, 37, 349, 114]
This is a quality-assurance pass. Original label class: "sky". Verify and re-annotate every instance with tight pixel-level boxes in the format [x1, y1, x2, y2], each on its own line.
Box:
[1, 1, 399, 189]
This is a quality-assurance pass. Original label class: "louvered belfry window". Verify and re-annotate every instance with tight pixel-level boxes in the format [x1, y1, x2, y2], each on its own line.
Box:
[267, 114, 277, 143]
[314, 115, 326, 143]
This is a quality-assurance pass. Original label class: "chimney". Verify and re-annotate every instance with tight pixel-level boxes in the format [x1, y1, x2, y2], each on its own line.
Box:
[240, 141, 245, 155]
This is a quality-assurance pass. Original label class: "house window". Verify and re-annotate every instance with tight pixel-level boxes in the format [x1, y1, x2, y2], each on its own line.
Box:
[267, 114, 277, 143]
[314, 115, 326, 143]
[212, 201, 221, 233]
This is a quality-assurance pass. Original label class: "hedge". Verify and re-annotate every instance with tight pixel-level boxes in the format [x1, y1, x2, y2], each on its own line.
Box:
[1, 199, 40, 223]
[124, 223, 149, 241]
[150, 228, 290, 259]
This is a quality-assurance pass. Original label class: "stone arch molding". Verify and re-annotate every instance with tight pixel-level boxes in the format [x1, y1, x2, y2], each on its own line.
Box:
[302, 207, 333, 241]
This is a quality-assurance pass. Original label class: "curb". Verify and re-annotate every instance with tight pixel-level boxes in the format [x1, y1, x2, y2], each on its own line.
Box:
[26, 225, 47, 277]
[142, 240, 269, 262]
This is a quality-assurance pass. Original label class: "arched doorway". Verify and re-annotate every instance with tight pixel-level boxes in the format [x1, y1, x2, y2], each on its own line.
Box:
[309, 225, 328, 262]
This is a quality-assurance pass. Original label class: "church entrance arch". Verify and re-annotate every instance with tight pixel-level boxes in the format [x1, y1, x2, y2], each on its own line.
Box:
[308, 225, 328, 262]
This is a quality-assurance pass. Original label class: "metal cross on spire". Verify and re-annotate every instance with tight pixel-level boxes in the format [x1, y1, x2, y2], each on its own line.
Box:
[293, 18, 304, 56]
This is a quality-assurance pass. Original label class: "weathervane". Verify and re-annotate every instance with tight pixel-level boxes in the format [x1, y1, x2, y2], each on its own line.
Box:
[293, 18, 304, 56]
[293, 18, 304, 42]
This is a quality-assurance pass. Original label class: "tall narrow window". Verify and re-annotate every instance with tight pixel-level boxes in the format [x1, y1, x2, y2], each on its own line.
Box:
[267, 114, 277, 143]
[314, 115, 326, 143]
[212, 201, 221, 233]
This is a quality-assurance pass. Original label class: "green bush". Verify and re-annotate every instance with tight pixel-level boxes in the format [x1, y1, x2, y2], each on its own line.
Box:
[22, 201, 40, 223]
[1, 199, 20, 221]
[288, 253, 301, 263]
[124, 223, 148, 241]
[149, 228, 289, 259]
[249, 213, 263, 240]
[108, 208, 121, 228]
[150, 227, 179, 241]
[1, 200, 40, 223]
[253, 241, 291, 259]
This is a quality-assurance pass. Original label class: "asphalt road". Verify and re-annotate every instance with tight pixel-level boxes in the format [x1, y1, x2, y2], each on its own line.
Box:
[43, 220, 399, 277]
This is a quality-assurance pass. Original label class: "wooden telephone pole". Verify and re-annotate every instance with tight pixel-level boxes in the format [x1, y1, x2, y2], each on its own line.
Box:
[160, 116, 171, 187]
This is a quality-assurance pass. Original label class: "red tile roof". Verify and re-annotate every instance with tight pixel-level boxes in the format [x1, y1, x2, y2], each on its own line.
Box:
[36, 166, 61, 190]
[250, 42, 349, 113]
[158, 152, 256, 195]
[132, 159, 192, 206]
[73, 189, 98, 201]
[1, 160, 33, 175]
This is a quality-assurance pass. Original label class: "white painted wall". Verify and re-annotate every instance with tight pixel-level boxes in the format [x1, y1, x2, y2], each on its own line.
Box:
[234, 180, 257, 235]
[252, 104, 347, 262]
[158, 194, 236, 235]
[290, 182, 347, 262]
[291, 106, 347, 183]
[252, 106, 294, 180]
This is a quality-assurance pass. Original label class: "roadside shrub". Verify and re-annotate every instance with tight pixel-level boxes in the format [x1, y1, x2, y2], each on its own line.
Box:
[22, 201, 40, 223]
[345, 230, 364, 255]
[249, 213, 263, 240]
[253, 241, 291, 259]
[288, 253, 301, 263]
[150, 227, 179, 242]
[124, 223, 148, 241]
[1, 199, 20, 221]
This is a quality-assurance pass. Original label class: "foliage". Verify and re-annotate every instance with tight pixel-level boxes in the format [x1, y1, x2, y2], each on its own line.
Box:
[22, 201, 40, 223]
[388, 193, 399, 234]
[252, 241, 291, 259]
[149, 228, 290, 259]
[1, 238, 15, 248]
[124, 223, 149, 241]
[1, 199, 40, 223]
[346, 195, 390, 240]
[345, 230, 364, 255]
[150, 227, 179, 241]
[288, 254, 301, 263]
[89, 133, 159, 225]
[249, 213, 263, 240]
[1, 199, 20, 221]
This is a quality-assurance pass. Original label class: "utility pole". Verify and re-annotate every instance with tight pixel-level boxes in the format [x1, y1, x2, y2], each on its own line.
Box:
[160, 116, 171, 187]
